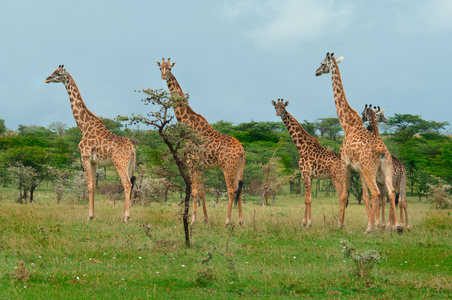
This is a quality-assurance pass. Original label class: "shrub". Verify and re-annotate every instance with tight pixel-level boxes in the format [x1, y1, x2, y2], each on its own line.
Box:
[340, 239, 384, 279]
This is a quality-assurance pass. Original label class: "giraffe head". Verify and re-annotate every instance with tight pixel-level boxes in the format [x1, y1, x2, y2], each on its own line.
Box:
[272, 98, 289, 117]
[45, 65, 69, 84]
[156, 58, 176, 80]
[315, 52, 343, 76]
[361, 104, 387, 123]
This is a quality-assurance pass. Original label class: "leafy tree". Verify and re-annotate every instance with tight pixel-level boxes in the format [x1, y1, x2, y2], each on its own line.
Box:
[119, 89, 203, 247]
[384, 114, 449, 144]
[0, 119, 6, 135]
[100, 117, 125, 136]
[48, 121, 67, 137]
[315, 118, 342, 140]
[8, 162, 37, 203]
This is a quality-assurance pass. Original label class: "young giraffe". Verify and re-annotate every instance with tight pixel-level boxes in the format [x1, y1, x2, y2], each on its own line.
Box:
[362, 105, 410, 231]
[272, 99, 344, 227]
[45, 65, 136, 222]
[315, 53, 402, 233]
[156, 58, 245, 226]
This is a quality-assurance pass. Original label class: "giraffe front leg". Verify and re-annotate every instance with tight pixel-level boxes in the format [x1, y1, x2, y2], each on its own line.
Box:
[81, 157, 96, 220]
[190, 170, 199, 226]
[338, 165, 351, 229]
[302, 176, 312, 228]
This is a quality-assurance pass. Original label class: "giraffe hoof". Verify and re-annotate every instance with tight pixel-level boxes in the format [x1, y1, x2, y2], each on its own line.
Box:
[123, 217, 129, 223]
[364, 227, 373, 234]
[88, 216, 94, 220]
[396, 226, 403, 235]
[239, 220, 244, 226]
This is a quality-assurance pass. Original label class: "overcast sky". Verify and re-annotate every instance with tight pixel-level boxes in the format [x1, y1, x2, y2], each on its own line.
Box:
[1, 0, 451, 133]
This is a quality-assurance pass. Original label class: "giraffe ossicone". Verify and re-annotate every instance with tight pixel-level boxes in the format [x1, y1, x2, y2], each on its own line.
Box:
[45, 65, 136, 222]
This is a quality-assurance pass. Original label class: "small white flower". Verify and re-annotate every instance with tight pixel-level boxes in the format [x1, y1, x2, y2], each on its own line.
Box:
[343, 260, 346, 263]
[38, 256, 42, 259]
[139, 257, 142, 259]
[103, 253, 106, 255]
[245, 262, 249, 264]
[181, 265, 185, 267]
[293, 256, 296, 259]
[77, 277, 79, 280]
[405, 261, 408, 264]
[113, 257, 115, 259]
[89, 258, 92, 261]
[156, 271, 160, 274]
[229, 281, 234, 284]
[121, 278, 125, 281]
[436, 265, 439, 267]
[24, 286, 27, 289]
[31, 263, 35, 266]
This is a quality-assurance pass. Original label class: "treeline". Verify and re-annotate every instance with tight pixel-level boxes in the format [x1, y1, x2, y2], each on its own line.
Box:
[0, 114, 450, 203]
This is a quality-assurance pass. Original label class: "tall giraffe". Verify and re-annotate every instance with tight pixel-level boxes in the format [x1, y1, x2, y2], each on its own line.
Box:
[315, 53, 402, 233]
[362, 105, 410, 231]
[45, 65, 136, 222]
[272, 99, 344, 227]
[156, 58, 245, 225]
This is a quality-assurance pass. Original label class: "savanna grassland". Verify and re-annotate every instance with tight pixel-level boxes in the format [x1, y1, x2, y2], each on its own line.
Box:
[0, 187, 451, 299]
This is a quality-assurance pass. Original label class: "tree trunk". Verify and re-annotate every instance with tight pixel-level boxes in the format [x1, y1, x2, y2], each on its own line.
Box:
[30, 185, 36, 203]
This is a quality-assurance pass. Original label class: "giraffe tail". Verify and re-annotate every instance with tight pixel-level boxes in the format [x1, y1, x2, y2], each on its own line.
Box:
[395, 193, 399, 207]
[234, 180, 244, 205]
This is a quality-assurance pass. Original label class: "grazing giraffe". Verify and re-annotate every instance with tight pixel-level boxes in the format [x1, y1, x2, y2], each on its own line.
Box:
[156, 58, 245, 226]
[315, 53, 402, 233]
[272, 99, 344, 227]
[362, 105, 410, 231]
[45, 65, 136, 222]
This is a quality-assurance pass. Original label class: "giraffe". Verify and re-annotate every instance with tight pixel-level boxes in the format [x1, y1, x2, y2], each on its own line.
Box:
[45, 65, 136, 222]
[362, 105, 410, 231]
[315, 53, 402, 233]
[156, 58, 245, 226]
[272, 99, 344, 227]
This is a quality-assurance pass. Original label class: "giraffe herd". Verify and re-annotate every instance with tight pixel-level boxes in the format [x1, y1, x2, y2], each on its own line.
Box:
[44, 53, 409, 234]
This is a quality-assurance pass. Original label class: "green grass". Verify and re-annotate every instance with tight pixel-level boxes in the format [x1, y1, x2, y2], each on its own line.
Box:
[0, 187, 451, 299]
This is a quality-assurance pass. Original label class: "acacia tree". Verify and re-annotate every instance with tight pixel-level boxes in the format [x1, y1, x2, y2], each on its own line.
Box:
[315, 117, 342, 140]
[119, 89, 203, 247]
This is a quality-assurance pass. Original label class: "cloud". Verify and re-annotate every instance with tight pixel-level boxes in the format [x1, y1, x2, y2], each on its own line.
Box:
[221, 0, 354, 50]
[394, 0, 452, 34]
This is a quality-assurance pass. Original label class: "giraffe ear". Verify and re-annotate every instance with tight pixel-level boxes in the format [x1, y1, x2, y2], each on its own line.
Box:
[171, 62, 176, 68]
[336, 56, 344, 64]
[377, 109, 385, 115]
[271, 100, 277, 107]
[284, 101, 289, 107]
[156, 62, 161, 67]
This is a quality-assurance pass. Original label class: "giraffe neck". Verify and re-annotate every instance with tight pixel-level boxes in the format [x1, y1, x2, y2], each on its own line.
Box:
[64, 73, 106, 134]
[367, 109, 380, 136]
[165, 72, 213, 135]
[330, 60, 362, 135]
[280, 110, 321, 154]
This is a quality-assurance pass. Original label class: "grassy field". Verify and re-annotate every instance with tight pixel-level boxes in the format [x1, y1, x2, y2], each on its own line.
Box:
[0, 187, 451, 299]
